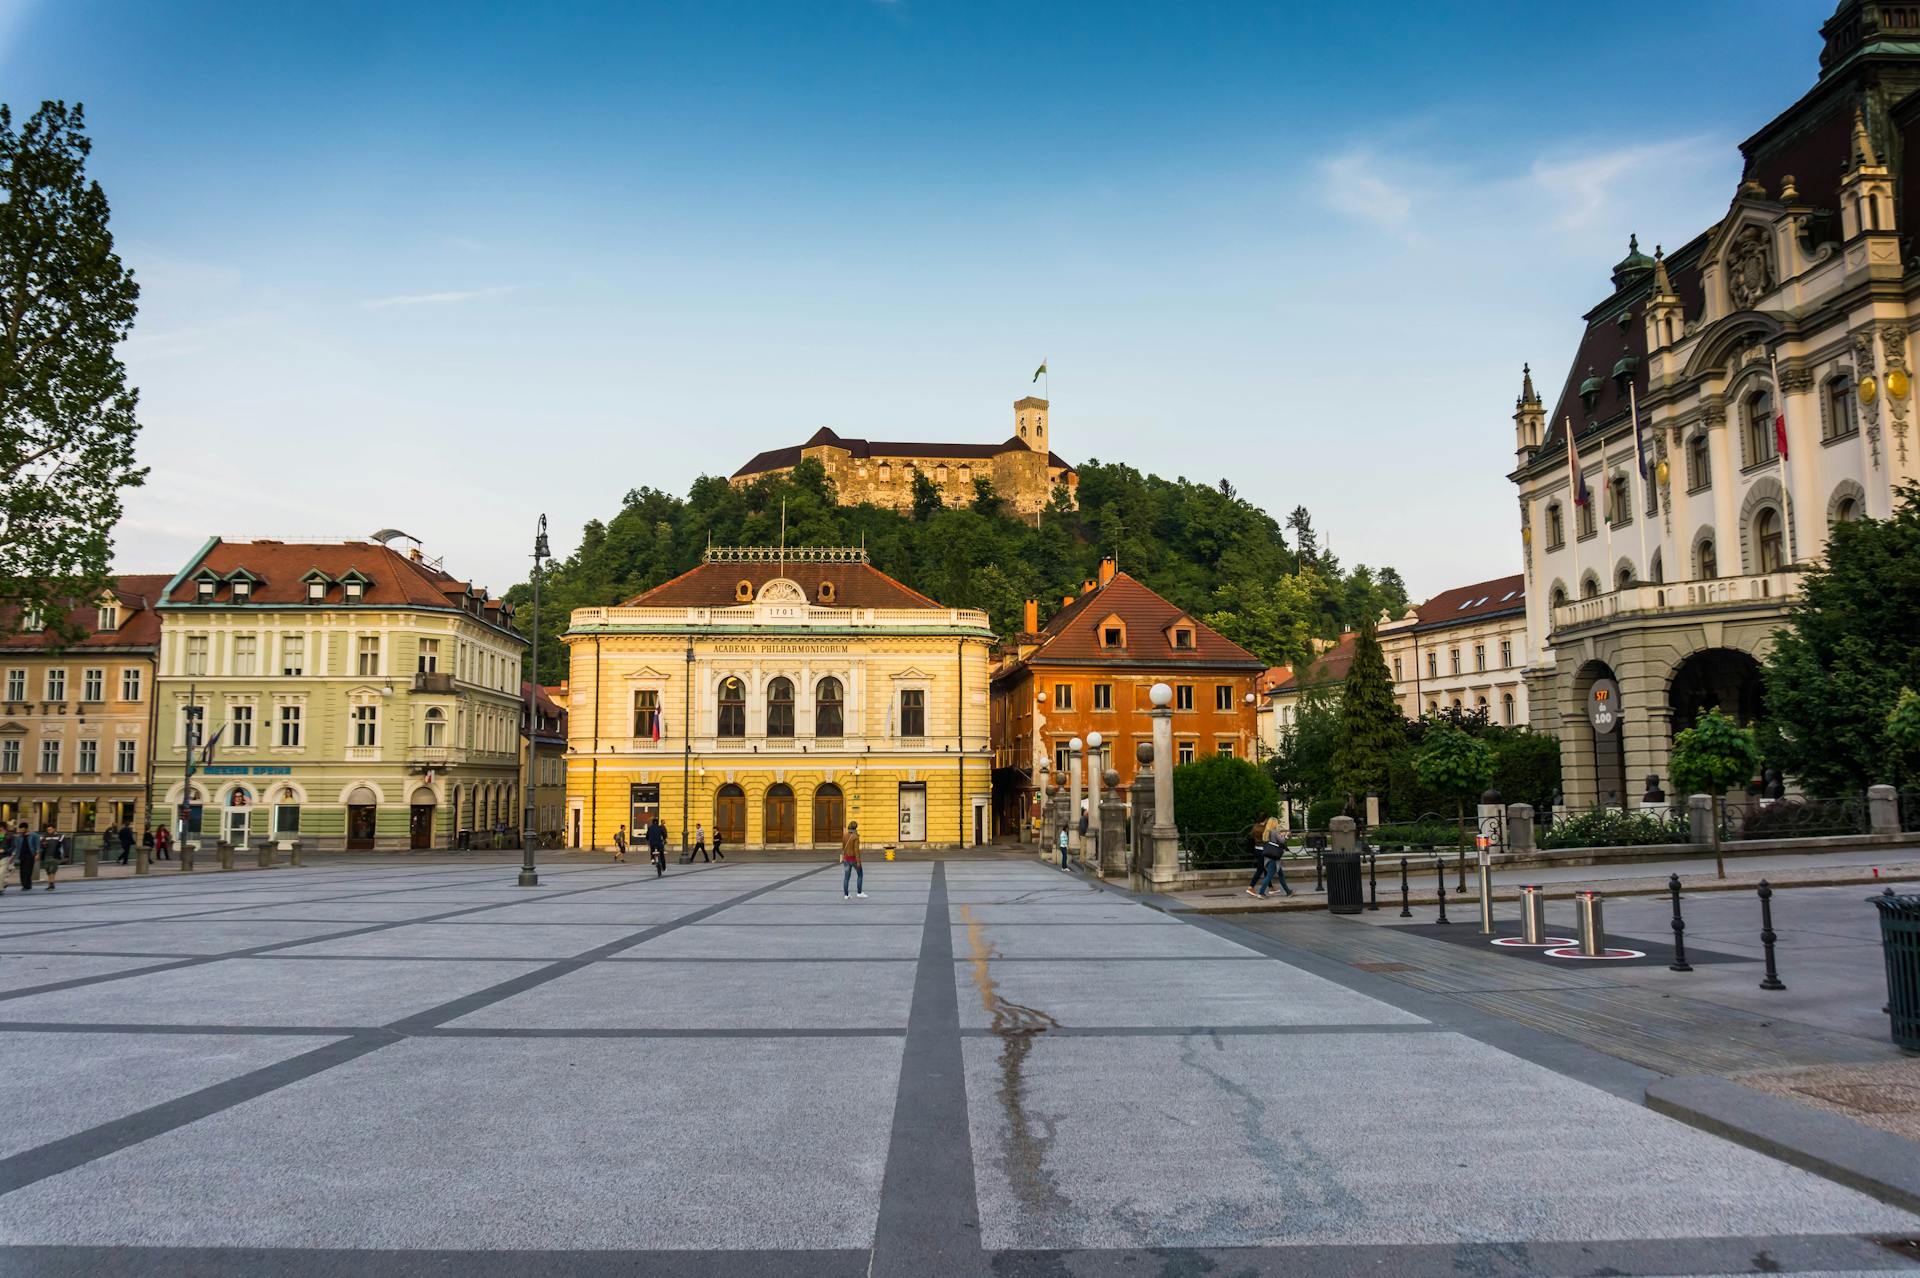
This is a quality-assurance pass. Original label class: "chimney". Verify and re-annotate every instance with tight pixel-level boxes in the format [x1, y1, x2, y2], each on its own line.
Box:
[1080, 579, 1095, 596]
[1097, 556, 1116, 587]
[1062, 594, 1074, 607]
[1023, 599, 1039, 633]
[409, 547, 423, 562]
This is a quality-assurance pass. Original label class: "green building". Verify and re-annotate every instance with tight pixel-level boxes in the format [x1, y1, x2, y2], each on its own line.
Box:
[153, 538, 527, 851]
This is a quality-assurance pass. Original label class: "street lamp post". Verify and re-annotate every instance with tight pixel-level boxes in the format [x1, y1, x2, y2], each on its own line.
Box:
[519, 514, 549, 888]
[682, 640, 693, 860]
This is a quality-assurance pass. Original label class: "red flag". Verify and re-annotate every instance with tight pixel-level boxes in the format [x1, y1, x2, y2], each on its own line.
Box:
[1775, 411, 1789, 460]
[652, 711, 663, 743]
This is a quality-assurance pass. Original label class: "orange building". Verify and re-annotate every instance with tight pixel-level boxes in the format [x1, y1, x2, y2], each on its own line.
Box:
[989, 561, 1264, 838]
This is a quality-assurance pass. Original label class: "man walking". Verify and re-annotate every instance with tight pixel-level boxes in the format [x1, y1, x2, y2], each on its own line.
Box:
[0, 824, 18, 894]
[15, 822, 37, 892]
[38, 824, 62, 890]
[612, 824, 628, 863]
[682, 817, 708, 863]
[117, 822, 135, 866]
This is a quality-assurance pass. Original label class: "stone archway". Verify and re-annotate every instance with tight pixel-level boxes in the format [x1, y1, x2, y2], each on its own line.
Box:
[1668, 648, 1763, 736]
[1571, 660, 1627, 808]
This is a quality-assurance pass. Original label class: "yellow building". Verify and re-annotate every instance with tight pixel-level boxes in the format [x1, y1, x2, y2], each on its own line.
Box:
[562, 546, 995, 851]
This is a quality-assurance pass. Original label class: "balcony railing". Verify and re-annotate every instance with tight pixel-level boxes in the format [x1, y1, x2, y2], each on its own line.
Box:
[1552, 570, 1803, 634]
[407, 745, 452, 766]
[413, 672, 455, 694]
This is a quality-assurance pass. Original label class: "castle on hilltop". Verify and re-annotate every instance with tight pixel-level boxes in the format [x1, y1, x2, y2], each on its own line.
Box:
[730, 397, 1077, 522]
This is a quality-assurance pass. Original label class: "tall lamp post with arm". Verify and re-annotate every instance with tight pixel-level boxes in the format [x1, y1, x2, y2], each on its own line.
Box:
[519, 514, 549, 888]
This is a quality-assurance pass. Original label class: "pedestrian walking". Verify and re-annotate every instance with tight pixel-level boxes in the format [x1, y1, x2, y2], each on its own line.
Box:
[38, 825, 62, 890]
[1056, 824, 1070, 871]
[682, 816, 708, 863]
[841, 821, 865, 898]
[15, 823, 37, 892]
[117, 822, 135, 866]
[648, 818, 667, 877]
[612, 825, 628, 863]
[154, 826, 172, 861]
[1247, 817, 1294, 898]
[711, 831, 725, 864]
[0, 824, 18, 895]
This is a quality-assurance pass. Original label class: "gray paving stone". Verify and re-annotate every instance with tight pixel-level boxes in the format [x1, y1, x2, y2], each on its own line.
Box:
[948, 921, 1264, 959]
[0, 957, 547, 1027]
[449, 958, 916, 1030]
[0, 1036, 904, 1250]
[626, 923, 926, 960]
[953, 958, 1426, 1028]
[273, 922, 641, 959]
[961, 1031, 1920, 1250]
[3, 921, 377, 956]
[0, 954, 182, 986]
[0, 1031, 341, 1157]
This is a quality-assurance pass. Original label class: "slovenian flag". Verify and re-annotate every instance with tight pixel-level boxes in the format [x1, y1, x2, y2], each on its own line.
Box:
[1569, 428, 1590, 507]
[1032, 360, 1047, 383]
[1775, 406, 1789, 460]
[652, 711, 664, 743]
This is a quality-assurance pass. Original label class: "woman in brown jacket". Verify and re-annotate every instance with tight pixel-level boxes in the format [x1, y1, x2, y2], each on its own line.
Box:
[841, 822, 865, 899]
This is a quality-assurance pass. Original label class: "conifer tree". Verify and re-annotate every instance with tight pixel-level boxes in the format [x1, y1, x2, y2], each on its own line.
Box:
[1331, 614, 1401, 802]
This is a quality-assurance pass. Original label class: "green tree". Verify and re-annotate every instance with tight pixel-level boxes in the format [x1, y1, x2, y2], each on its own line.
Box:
[1669, 707, 1761, 878]
[1761, 483, 1920, 793]
[1886, 687, 1920, 785]
[0, 101, 145, 637]
[1172, 753, 1277, 837]
[1411, 722, 1497, 834]
[910, 470, 943, 521]
[1331, 615, 1401, 802]
[969, 476, 1003, 519]
[1265, 689, 1341, 818]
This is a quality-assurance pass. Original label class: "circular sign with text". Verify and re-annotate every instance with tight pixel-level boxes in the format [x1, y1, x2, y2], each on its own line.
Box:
[1588, 678, 1621, 733]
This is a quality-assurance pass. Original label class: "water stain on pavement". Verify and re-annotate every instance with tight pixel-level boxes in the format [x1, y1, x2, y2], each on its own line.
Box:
[959, 903, 1067, 1223]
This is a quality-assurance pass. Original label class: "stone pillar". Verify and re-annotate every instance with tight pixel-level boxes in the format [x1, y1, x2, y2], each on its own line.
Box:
[1129, 743, 1156, 873]
[1329, 815, 1357, 852]
[1364, 793, 1381, 830]
[1869, 784, 1898, 836]
[83, 840, 98, 878]
[290, 840, 304, 868]
[1084, 739, 1104, 867]
[1149, 707, 1179, 884]
[1068, 742, 1084, 863]
[1688, 794, 1713, 844]
[135, 843, 149, 875]
[217, 841, 234, 872]
[1099, 771, 1127, 877]
[1506, 803, 1535, 853]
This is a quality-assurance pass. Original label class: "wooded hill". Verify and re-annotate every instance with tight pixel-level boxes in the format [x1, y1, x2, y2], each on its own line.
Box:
[505, 459, 1409, 685]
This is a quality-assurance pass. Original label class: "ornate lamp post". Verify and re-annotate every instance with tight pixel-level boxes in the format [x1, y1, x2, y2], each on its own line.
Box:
[518, 514, 549, 888]
[1067, 736, 1084, 865]
[1147, 682, 1178, 882]
[1085, 730, 1104, 863]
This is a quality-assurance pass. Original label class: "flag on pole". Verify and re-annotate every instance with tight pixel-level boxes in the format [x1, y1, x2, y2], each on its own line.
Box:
[1775, 405, 1790, 460]
[1567, 424, 1590, 507]
[200, 723, 226, 767]
[1631, 388, 1649, 479]
[1032, 360, 1047, 383]
[652, 710, 663, 743]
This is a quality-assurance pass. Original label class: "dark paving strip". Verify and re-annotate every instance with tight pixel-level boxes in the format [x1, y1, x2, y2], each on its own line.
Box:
[0, 1022, 355, 1037]
[417, 1026, 904, 1040]
[0, 1246, 868, 1277]
[955, 1023, 1446, 1038]
[0, 866, 735, 1003]
[869, 862, 991, 1278]
[0, 1033, 394, 1196]
[0, 1022, 905, 1040]
[939, 954, 1269, 961]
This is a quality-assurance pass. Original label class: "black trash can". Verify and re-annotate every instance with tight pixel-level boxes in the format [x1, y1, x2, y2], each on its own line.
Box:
[1871, 892, 1920, 1051]
[1325, 851, 1365, 915]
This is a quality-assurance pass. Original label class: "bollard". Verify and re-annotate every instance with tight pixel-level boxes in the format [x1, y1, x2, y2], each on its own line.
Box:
[1314, 850, 1323, 894]
[1575, 890, 1605, 957]
[135, 845, 149, 876]
[1757, 880, 1786, 991]
[217, 841, 234, 872]
[1367, 853, 1378, 911]
[1477, 859, 1494, 936]
[1456, 845, 1467, 894]
[290, 840, 303, 867]
[1519, 885, 1547, 944]
[1398, 857, 1411, 918]
[257, 842, 272, 870]
[1435, 857, 1449, 925]
[180, 843, 195, 872]
[1667, 874, 1692, 972]
[83, 843, 98, 879]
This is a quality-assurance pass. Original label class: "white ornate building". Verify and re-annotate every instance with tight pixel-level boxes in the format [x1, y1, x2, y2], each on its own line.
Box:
[1512, 0, 1920, 805]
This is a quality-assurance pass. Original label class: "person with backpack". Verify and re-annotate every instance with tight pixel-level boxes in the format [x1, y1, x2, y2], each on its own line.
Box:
[117, 822, 135, 866]
[1247, 817, 1294, 899]
[841, 821, 865, 898]
[37, 824, 62, 890]
[612, 825, 628, 863]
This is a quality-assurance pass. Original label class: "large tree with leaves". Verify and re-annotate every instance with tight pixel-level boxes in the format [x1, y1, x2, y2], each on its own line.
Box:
[1760, 483, 1920, 794]
[0, 101, 145, 635]
[1331, 614, 1402, 801]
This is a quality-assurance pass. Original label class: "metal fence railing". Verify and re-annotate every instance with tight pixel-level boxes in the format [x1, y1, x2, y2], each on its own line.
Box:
[1902, 790, 1920, 834]
[1720, 796, 1868, 841]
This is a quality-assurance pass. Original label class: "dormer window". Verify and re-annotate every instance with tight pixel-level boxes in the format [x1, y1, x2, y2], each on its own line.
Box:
[1172, 627, 1195, 650]
[1103, 627, 1122, 646]
[96, 606, 117, 632]
[22, 608, 43, 632]
[818, 581, 836, 604]
[343, 581, 364, 603]
[735, 579, 753, 602]
[231, 580, 252, 602]
[307, 581, 327, 602]
[197, 580, 216, 602]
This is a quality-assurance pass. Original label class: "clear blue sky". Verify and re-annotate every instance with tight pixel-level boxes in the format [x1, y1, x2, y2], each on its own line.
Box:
[1, 0, 1827, 600]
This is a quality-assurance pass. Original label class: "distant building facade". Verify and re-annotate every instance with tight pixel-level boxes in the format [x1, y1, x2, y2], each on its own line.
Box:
[0, 577, 166, 836]
[562, 546, 995, 850]
[1512, 1, 1920, 807]
[153, 539, 526, 851]
[731, 397, 1076, 520]
[523, 682, 568, 845]
[1378, 574, 1529, 726]
[990, 560, 1264, 838]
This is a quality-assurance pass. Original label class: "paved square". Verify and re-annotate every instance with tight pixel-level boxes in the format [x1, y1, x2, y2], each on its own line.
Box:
[0, 856, 1914, 1278]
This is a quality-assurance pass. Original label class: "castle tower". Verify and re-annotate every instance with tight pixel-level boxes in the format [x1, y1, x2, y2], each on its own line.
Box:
[1512, 364, 1544, 465]
[1014, 396, 1049, 452]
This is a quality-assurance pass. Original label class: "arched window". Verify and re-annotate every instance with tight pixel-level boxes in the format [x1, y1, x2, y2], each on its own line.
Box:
[717, 677, 746, 738]
[1550, 583, 1568, 609]
[1833, 495, 1860, 526]
[422, 707, 445, 747]
[1450, 697, 1463, 712]
[1698, 536, 1718, 579]
[1825, 376, 1857, 441]
[1687, 433, 1711, 490]
[1649, 549, 1664, 584]
[1744, 389, 1777, 466]
[766, 677, 795, 737]
[814, 677, 843, 738]
[1616, 563, 1634, 590]
[1581, 573, 1600, 598]
[1756, 507, 1785, 573]
[1608, 474, 1631, 527]
[1546, 502, 1565, 549]
[1501, 692, 1515, 725]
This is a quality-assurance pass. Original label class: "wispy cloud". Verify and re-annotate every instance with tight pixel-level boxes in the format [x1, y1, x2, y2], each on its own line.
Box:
[1527, 136, 1720, 233]
[363, 285, 514, 309]
[1319, 147, 1416, 236]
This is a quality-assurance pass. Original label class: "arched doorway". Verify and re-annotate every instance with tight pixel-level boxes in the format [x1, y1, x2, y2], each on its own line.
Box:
[223, 785, 253, 849]
[1668, 648, 1763, 736]
[1573, 660, 1627, 808]
[714, 784, 746, 845]
[764, 783, 796, 844]
[344, 784, 379, 850]
[409, 786, 437, 850]
[813, 783, 845, 845]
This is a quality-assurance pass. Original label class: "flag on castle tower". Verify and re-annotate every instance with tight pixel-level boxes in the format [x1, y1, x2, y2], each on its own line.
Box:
[1032, 360, 1047, 383]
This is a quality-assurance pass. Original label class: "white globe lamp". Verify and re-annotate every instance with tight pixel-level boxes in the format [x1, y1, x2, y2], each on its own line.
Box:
[1149, 682, 1173, 708]
[1087, 731, 1103, 748]
[1069, 736, 1083, 752]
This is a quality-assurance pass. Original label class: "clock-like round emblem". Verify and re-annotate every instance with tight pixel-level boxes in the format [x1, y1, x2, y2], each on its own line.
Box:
[1859, 375, 1879, 405]
[1888, 368, 1910, 400]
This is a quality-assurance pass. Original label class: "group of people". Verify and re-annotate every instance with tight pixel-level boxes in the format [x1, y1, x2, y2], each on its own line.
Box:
[611, 819, 731, 877]
[1, 821, 177, 894]
[1246, 816, 1295, 898]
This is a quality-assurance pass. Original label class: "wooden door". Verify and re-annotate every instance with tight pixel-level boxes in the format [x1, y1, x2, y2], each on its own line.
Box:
[812, 785, 844, 845]
[714, 786, 746, 845]
[409, 805, 435, 850]
[763, 784, 795, 844]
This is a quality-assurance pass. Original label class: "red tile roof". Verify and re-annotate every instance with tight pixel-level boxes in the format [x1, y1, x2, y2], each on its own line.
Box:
[0, 574, 169, 650]
[164, 540, 520, 635]
[1411, 573, 1525, 632]
[622, 557, 948, 610]
[999, 572, 1263, 672]
[1266, 634, 1355, 695]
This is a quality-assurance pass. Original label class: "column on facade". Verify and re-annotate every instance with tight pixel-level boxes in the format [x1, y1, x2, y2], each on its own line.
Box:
[1067, 737, 1083, 860]
[1084, 732, 1103, 864]
[1148, 690, 1179, 882]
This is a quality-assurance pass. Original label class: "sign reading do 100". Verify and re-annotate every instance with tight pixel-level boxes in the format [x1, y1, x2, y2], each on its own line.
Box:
[1588, 678, 1621, 733]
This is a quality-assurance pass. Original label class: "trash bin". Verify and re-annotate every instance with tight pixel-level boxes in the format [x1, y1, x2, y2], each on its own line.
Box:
[1325, 850, 1364, 915]
[1871, 892, 1920, 1051]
